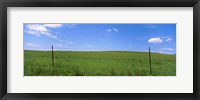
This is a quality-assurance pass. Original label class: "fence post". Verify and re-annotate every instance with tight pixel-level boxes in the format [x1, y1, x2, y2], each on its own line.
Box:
[52, 45, 54, 67]
[149, 47, 152, 75]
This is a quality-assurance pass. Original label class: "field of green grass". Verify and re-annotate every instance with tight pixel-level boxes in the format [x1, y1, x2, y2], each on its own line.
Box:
[24, 50, 176, 76]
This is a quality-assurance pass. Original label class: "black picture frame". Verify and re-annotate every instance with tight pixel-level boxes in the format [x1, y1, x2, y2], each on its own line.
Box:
[0, 0, 200, 100]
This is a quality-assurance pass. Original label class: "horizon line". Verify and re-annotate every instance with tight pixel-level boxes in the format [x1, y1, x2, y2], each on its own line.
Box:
[24, 49, 176, 55]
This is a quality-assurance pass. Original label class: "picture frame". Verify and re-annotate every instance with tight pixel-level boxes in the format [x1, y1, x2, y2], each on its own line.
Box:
[0, 0, 199, 100]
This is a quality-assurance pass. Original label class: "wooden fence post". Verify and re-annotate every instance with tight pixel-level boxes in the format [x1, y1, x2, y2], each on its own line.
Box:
[149, 47, 152, 75]
[52, 45, 54, 67]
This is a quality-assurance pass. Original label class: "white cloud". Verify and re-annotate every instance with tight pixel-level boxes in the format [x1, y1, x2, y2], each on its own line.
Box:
[56, 39, 65, 42]
[107, 29, 112, 32]
[65, 41, 72, 45]
[86, 45, 92, 48]
[157, 47, 175, 55]
[25, 24, 77, 38]
[56, 39, 72, 45]
[107, 28, 119, 32]
[54, 38, 72, 49]
[43, 24, 63, 28]
[161, 36, 173, 42]
[159, 48, 174, 51]
[66, 24, 76, 28]
[143, 24, 158, 29]
[49, 35, 57, 38]
[25, 30, 40, 36]
[113, 28, 119, 32]
[158, 51, 174, 55]
[54, 43, 71, 49]
[26, 24, 48, 32]
[165, 37, 172, 42]
[148, 38, 163, 43]
[25, 24, 57, 38]
[26, 42, 39, 47]
[54, 43, 63, 48]
[158, 51, 166, 54]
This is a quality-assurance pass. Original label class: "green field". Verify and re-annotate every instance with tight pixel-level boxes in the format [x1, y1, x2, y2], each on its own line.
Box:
[24, 50, 176, 76]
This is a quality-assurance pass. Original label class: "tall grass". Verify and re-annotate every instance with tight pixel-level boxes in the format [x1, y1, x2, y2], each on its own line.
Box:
[24, 50, 176, 76]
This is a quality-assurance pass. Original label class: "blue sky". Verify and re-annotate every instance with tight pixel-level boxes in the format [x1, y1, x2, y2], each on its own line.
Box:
[24, 24, 176, 54]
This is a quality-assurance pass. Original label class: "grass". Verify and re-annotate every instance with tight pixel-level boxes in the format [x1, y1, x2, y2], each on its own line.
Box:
[24, 50, 176, 76]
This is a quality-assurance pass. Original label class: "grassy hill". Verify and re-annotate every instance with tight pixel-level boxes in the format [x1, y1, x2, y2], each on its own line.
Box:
[24, 50, 176, 76]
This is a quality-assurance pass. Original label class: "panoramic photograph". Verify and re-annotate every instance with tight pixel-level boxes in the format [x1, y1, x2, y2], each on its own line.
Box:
[24, 24, 176, 76]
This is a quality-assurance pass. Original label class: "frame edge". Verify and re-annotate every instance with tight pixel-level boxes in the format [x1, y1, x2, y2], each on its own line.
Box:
[194, 1, 200, 98]
[1, 0, 200, 100]
[0, 0, 7, 99]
